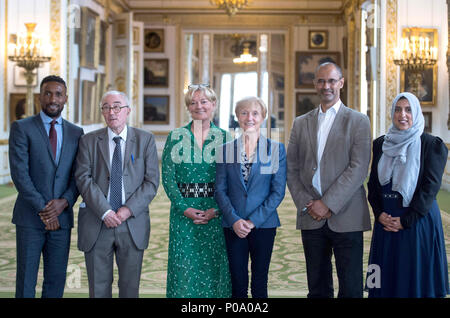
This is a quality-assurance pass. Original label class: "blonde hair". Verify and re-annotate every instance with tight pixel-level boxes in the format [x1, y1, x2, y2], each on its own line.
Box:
[234, 96, 267, 118]
[184, 85, 218, 108]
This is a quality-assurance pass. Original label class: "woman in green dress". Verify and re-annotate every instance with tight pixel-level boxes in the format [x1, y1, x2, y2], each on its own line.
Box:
[162, 84, 231, 298]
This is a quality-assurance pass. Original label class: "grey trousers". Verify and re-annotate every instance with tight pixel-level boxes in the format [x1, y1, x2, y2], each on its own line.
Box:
[84, 222, 144, 298]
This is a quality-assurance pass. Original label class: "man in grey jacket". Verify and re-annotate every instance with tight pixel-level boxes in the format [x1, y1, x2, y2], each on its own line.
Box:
[287, 62, 371, 298]
[75, 91, 159, 298]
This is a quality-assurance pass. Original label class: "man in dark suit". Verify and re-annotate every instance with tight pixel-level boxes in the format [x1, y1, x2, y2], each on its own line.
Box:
[287, 62, 372, 298]
[9, 75, 84, 298]
[75, 91, 159, 298]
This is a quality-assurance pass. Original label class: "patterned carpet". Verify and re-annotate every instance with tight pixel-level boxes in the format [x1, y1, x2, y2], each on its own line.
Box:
[0, 185, 449, 298]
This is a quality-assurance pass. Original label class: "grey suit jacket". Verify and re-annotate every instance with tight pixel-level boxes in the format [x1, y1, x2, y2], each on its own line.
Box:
[9, 114, 83, 229]
[286, 104, 372, 232]
[75, 126, 159, 252]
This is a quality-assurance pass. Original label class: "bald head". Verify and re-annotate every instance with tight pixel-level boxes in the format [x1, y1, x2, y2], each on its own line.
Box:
[314, 62, 343, 79]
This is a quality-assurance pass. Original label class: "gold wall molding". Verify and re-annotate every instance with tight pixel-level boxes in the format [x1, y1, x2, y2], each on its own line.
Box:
[343, 0, 357, 110]
[134, 13, 343, 28]
[385, 0, 397, 129]
[3, 0, 7, 132]
[50, 0, 61, 76]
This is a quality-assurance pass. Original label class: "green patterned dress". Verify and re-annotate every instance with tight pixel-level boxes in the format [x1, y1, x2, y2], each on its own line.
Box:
[162, 121, 231, 298]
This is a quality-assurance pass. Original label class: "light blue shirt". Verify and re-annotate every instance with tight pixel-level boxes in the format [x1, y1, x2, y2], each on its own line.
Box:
[40, 111, 63, 163]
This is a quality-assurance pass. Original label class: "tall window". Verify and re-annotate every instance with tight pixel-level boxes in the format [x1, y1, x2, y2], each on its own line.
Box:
[219, 72, 258, 131]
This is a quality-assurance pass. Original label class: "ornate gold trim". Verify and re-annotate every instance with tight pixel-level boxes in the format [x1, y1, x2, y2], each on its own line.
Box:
[50, 0, 61, 76]
[0, 139, 8, 145]
[3, 0, 8, 132]
[385, 0, 397, 128]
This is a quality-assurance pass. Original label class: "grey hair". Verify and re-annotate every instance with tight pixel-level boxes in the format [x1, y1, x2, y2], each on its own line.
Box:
[235, 96, 267, 118]
[99, 90, 131, 108]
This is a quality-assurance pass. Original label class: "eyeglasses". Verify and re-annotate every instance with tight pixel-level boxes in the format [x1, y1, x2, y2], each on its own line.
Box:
[101, 105, 129, 113]
[314, 78, 342, 86]
[188, 83, 210, 89]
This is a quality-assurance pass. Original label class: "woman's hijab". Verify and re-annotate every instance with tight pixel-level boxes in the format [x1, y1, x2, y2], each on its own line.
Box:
[377, 92, 424, 207]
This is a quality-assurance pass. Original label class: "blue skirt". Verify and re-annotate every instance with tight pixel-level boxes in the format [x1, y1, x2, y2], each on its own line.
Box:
[366, 183, 449, 298]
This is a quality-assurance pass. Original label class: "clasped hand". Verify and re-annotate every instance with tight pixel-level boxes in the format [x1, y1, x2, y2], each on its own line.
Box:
[307, 199, 332, 221]
[39, 198, 68, 231]
[378, 212, 403, 232]
[103, 206, 132, 228]
[232, 219, 255, 238]
[184, 207, 216, 225]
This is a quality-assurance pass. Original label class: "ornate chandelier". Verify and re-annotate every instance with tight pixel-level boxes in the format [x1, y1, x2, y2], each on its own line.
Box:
[210, 0, 250, 16]
[393, 35, 438, 70]
[8, 23, 52, 117]
[233, 42, 258, 64]
[393, 28, 438, 98]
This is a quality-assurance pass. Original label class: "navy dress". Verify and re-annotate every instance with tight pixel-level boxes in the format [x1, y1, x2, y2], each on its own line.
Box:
[367, 182, 449, 298]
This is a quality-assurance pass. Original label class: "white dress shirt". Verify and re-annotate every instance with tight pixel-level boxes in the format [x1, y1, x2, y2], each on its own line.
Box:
[102, 126, 128, 220]
[312, 100, 341, 195]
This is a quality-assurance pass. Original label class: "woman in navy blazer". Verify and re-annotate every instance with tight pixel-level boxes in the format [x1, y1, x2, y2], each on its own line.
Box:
[215, 96, 287, 298]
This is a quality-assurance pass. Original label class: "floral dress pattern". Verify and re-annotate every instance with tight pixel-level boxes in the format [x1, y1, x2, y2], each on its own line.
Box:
[162, 121, 232, 298]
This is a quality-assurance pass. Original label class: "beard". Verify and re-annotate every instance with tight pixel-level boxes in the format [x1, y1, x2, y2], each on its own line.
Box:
[42, 103, 63, 118]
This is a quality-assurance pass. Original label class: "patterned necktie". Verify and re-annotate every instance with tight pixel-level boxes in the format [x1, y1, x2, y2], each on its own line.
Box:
[110, 136, 123, 211]
[49, 119, 57, 160]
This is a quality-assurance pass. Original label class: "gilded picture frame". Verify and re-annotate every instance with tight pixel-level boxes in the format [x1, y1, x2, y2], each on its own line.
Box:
[295, 51, 340, 88]
[143, 95, 170, 125]
[144, 58, 169, 87]
[94, 73, 106, 124]
[9, 93, 40, 124]
[309, 30, 328, 49]
[423, 111, 432, 133]
[81, 80, 96, 125]
[296, 92, 320, 117]
[144, 29, 164, 53]
[80, 7, 100, 69]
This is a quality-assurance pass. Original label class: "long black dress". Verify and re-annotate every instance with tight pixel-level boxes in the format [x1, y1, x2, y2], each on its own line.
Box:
[366, 133, 449, 297]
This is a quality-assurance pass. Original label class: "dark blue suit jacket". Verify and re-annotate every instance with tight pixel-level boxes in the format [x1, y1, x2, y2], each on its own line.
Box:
[9, 114, 84, 229]
[215, 136, 286, 229]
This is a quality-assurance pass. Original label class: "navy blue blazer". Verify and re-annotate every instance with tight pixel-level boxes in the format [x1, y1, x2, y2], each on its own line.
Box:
[9, 114, 84, 229]
[215, 136, 286, 229]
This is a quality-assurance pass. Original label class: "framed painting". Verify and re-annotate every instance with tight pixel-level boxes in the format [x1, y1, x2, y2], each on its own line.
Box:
[94, 73, 106, 123]
[309, 30, 328, 49]
[99, 21, 108, 66]
[400, 65, 437, 105]
[80, 7, 99, 69]
[81, 80, 96, 125]
[423, 111, 432, 133]
[9, 93, 40, 124]
[295, 51, 340, 88]
[143, 95, 170, 125]
[144, 29, 164, 53]
[144, 58, 169, 87]
[296, 92, 319, 117]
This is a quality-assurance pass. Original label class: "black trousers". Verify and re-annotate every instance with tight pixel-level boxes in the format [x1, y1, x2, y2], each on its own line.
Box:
[301, 222, 364, 298]
[224, 227, 276, 298]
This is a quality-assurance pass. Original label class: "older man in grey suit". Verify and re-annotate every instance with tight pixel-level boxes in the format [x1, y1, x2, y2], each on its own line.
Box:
[75, 91, 159, 298]
[287, 62, 371, 298]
